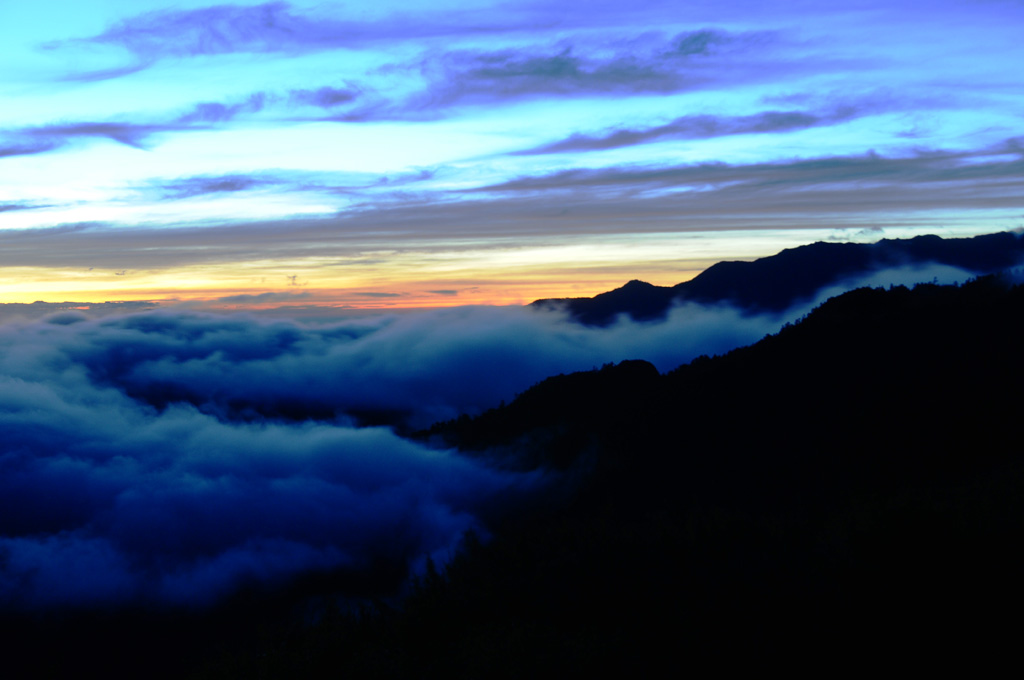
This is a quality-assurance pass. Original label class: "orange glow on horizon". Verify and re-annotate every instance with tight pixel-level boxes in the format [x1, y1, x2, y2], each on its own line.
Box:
[0, 263, 706, 311]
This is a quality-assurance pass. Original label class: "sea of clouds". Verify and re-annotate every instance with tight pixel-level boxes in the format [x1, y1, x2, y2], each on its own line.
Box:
[0, 263, 977, 611]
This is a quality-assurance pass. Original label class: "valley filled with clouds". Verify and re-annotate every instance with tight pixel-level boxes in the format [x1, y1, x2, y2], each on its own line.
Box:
[0, 244, 999, 612]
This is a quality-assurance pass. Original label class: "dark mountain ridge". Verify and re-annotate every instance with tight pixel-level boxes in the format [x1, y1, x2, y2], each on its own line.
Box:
[533, 230, 1024, 324]
[434, 274, 1024, 498]
[396, 274, 1024, 671]
[195, 273, 1022, 677]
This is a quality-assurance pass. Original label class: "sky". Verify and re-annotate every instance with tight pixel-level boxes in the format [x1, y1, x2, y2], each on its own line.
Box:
[1, 0, 1023, 309]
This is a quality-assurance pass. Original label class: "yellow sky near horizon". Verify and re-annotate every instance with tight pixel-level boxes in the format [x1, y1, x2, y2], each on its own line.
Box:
[2, 224, 1001, 310]
[0, 262, 707, 308]
[0, 231, 737, 307]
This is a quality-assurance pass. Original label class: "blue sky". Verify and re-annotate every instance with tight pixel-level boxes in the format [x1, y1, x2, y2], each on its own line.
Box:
[2, 0, 1023, 308]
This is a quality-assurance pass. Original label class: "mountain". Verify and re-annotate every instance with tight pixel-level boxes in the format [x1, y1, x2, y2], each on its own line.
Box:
[335, 274, 1021, 674]
[532, 230, 1024, 325]
[229, 267, 1024, 675]
[434, 273, 1024, 492]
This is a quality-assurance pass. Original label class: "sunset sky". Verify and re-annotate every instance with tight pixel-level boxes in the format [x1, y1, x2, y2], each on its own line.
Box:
[4, 0, 1024, 624]
[2, 0, 1022, 309]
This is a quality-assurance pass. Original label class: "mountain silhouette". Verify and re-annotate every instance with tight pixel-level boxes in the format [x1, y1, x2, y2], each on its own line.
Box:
[397, 274, 1024, 672]
[434, 273, 1024, 492]
[190, 273, 1022, 677]
[533, 230, 1024, 324]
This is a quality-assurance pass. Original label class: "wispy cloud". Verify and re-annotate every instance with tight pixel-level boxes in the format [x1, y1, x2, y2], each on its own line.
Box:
[0, 87, 363, 161]
[0, 122, 172, 159]
[51, 2, 345, 59]
[176, 92, 272, 123]
[57, 61, 154, 83]
[37, 122, 169, 148]
[289, 86, 362, 109]
[46, 2, 526, 66]
[29, 24, 795, 142]
[515, 105, 865, 154]
[214, 291, 313, 304]
[0, 137, 66, 158]
[339, 29, 784, 119]
[481, 141, 1024, 197]
[0, 202, 45, 213]
[2, 141, 1023, 271]
[157, 174, 277, 199]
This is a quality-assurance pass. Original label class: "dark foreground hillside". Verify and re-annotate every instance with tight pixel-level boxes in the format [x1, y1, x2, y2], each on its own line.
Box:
[7, 276, 1024, 677]
[191, 275, 1024, 676]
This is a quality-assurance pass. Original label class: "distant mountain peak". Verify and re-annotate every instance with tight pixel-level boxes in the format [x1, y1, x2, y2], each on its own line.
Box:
[621, 279, 656, 289]
[532, 231, 1024, 326]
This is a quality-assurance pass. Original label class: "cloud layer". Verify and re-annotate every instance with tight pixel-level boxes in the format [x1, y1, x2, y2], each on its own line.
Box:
[0, 297, 794, 612]
[0, 308, 547, 610]
[0, 252, 992, 612]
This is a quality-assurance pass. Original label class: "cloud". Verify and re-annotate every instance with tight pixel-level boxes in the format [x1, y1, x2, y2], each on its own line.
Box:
[289, 86, 361, 109]
[213, 291, 313, 304]
[350, 29, 778, 118]
[0, 85, 365, 163]
[516, 106, 863, 154]
[49, 2, 523, 63]
[474, 141, 1024, 217]
[0, 84, 365, 162]
[176, 92, 271, 123]
[0, 203, 45, 213]
[4, 90, 289, 159]
[29, 21, 792, 144]
[0, 309, 557, 610]
[824, 262, 978, 295]
[0, 137, 63, 158]
[0, 301, 157, 323]
[22, 304, 783, 431]
[0, 407, 526, 609]
[669, 28, 731, 56]
[47, 14, 789, 124]
[57, 2, 337, 59]
[158, 173, 274, 199]
[0, 122, 171, 159]
[33, 122, 166, 148]
[429, 290, 459, 296]
[0, 90, 295, 162]
[427, 45, 680, 99]
[57, 61, 154, 83]
[0, 121, 177, 162]
[3, 142, 1022, 271]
